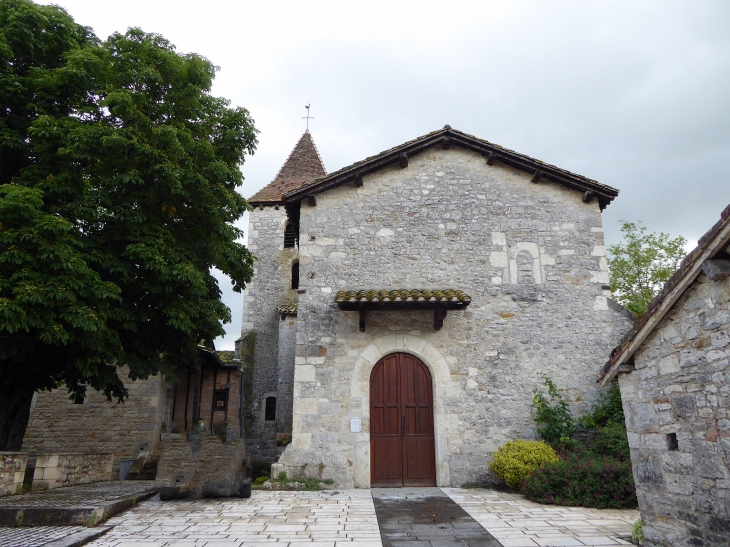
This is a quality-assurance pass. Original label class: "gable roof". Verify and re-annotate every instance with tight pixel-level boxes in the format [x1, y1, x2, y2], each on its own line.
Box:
[599, 204, 730, 386]
[283, 125, 620, 210]
[249, 131, 327, 205]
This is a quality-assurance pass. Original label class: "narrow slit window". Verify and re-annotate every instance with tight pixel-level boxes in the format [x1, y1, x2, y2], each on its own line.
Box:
[73, 387, 86, 404]
[284, 223, 296, 248]
[265, 397, 276, 421]
[291, 262, 299, 290]
[667, 433, 678, 451]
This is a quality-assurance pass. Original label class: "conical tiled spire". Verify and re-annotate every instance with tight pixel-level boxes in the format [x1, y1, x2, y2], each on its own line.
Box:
[249, 131, 327, 204]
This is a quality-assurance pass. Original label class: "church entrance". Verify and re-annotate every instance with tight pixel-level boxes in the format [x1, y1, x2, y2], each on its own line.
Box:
[370, 353, 436, 487]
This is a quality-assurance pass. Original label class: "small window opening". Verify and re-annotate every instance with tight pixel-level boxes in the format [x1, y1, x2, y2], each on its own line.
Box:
[284, 223, 296, 248]
[265, 396, 276, 421]
[667, 433, 678, 451]
[291, 262, 299, 290]
[73, 387, 86, 404]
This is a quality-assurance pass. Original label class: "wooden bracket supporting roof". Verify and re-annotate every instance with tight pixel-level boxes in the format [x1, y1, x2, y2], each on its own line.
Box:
[307, 194, 317, 206]
[399, 153, 409, 168]
[354, 175, 364, 188]
[359, 310, 366, 332]
[531, 170, 543, 184]
[582, 191, 595, 203]
[434, 309, 447, 330]
[485, 152, 497, 166]
[442, 137, 451, 150]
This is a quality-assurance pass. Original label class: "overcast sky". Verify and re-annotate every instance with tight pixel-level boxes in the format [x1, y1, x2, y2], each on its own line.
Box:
[47, 0, 730, 350]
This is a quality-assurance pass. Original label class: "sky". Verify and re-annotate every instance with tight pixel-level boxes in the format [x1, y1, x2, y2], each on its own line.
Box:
[46, 0, 730, 350]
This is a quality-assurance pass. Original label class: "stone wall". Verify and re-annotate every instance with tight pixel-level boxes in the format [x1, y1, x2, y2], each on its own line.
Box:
[237, 206, 299, 460]
[275, 145, 633, 487]
[31, 453, 113, 490]
[157, 431, 249, 499]
[618, 272, 730, 546]
[169, 368, 243, 439]
[0, 453, 26, 497]
[277, 317, 298, 433]
[22, 370, 168, 475]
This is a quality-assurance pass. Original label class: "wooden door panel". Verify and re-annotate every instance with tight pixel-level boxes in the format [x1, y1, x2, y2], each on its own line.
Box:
[371, 352, 436, 487]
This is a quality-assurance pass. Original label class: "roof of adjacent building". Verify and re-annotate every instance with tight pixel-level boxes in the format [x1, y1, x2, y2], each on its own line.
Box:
[283, 125, 620, 210]
[599, 203, 730, 386]
[249, 131, 327, 205]
[335, 289, 471, 303]
[277, 303, 298, 316]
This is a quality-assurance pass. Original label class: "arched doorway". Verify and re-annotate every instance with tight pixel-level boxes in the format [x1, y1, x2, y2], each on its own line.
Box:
[370, 353, 436, 487]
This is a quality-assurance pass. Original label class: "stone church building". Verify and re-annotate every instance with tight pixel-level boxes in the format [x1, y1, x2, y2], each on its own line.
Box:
[239, 125, 633, 488]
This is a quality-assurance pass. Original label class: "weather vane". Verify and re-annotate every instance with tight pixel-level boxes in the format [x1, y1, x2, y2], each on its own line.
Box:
[302, 103, 314, 131]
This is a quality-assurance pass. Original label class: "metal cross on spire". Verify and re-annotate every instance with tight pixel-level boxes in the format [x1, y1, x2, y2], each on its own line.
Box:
[302, 103, 314, 131]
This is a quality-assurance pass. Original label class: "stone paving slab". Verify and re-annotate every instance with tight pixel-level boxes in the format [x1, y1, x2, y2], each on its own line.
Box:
[372, 488, 501, 547]
[87, 490, 383, 546]
[0, 525, 111, 547]
[442, 488, 639, 547]
[0, 481, 158, 527]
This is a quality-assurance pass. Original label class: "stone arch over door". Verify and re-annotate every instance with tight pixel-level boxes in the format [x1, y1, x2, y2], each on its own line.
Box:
[351, 334, 460, 487]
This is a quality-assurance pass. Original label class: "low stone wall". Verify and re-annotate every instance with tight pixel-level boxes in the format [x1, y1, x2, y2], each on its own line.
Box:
[0, 453, 27, 497]
[31, 453, 113, 491]
[157, 431, 249, 499]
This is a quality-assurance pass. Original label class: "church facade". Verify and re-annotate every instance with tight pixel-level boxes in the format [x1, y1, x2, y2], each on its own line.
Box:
[239, 126, 633, 488]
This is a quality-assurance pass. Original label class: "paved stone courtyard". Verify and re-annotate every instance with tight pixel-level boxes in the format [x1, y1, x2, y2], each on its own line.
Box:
[75, 488, 637, 547]
[0, 488, 639, 547]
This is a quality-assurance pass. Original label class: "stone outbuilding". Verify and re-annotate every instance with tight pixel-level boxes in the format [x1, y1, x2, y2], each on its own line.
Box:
[601, 204, 730, 547]
[22, 346, 246, 490]
[239, 125, 634, 487]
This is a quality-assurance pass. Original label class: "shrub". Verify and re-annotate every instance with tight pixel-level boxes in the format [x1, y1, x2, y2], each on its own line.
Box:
[579, 383, 625, 429]
[521, 454, 638, 509]
[632, 519, 644, 545]
[489, 440, 559, 489]
[589, 422, 630, 461]
[533, 375, 576, 447]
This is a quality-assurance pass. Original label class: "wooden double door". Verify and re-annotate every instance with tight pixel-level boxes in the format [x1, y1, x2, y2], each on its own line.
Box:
[370, 353, 436, 487]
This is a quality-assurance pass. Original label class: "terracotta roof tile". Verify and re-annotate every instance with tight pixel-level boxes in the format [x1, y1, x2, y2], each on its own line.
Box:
[249, 131, 327, 204]
[285, 125, 619, 210]
[335, 289, 471, 303]
[277, 303, 298, 316]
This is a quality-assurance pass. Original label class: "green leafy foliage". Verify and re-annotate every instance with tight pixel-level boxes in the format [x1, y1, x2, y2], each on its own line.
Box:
[489, 439, 559, 489]
[252, 461, 271, 480]
[521, 454, 638, 509]
[632, 520, 644, 545]
[532, 375, 576, 447]
[608, 220, 686, 316]
[589, 422, 631, 461]
[0, 0, 257, 448]
[578, 383, 625, 429]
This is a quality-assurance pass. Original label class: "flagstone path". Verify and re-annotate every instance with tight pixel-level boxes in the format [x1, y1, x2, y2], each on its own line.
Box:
[0, 487, 639, 547]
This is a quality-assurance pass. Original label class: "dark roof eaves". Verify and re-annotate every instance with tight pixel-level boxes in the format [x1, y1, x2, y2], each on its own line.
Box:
[282, 127, 619, 208]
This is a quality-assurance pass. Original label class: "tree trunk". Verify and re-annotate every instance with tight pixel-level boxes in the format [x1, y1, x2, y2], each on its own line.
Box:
[0, 382, 35, 451]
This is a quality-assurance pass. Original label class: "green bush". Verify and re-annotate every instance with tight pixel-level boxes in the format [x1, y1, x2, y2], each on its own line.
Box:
[589, 422, 630, 461]
[632, 519, 644, 545]
[579, 383, 625, 429]
[489, 440, 559, 488]
[521, 454, 638, 509]
[533, 375, 576, 447]
[253, 476, 268, 485]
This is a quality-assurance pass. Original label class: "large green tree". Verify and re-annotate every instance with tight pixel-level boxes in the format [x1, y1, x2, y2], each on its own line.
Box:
[0, 0, 257, 450]
[607, 220, 687, 316]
